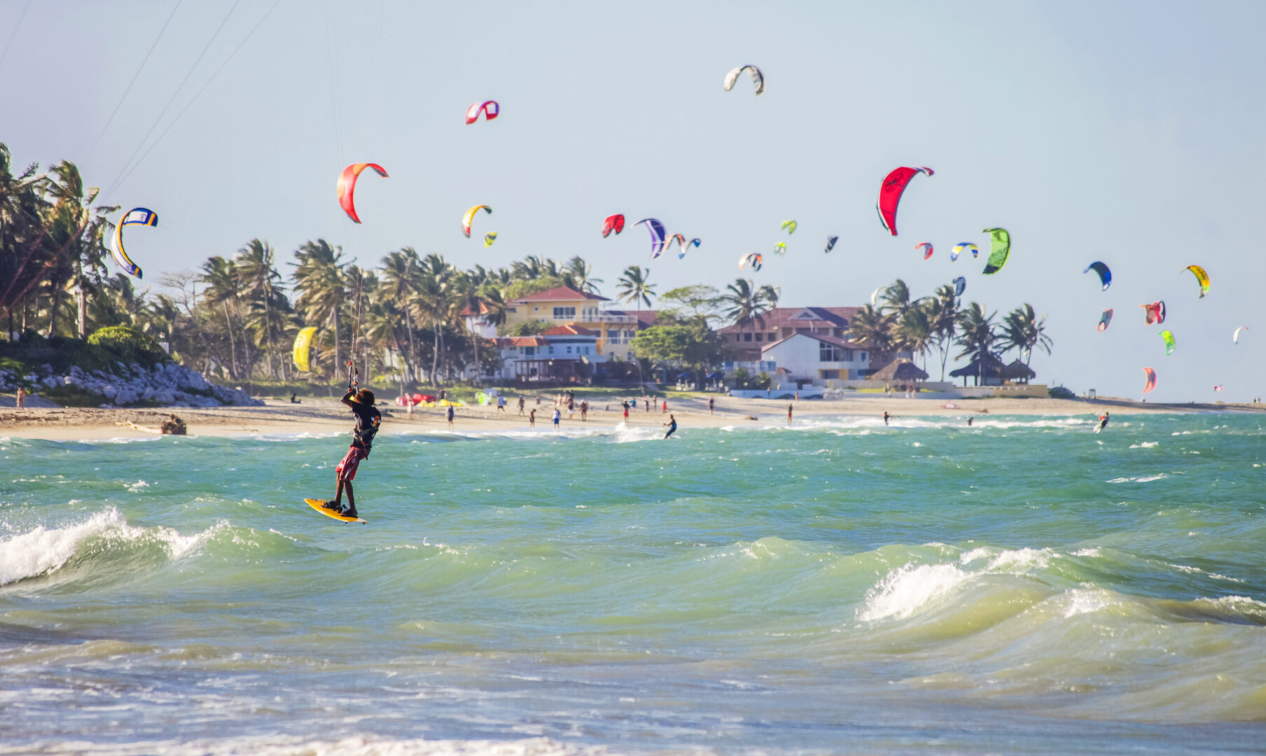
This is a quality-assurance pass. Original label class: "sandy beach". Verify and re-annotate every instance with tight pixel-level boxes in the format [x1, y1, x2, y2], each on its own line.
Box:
[1, 392, 1260, 441]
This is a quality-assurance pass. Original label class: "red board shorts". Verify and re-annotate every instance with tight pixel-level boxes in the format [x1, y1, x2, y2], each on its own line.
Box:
[336, 445, 368, 483]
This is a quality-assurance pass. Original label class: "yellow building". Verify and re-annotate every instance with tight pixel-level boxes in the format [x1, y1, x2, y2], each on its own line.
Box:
[503, 286, 655, 360]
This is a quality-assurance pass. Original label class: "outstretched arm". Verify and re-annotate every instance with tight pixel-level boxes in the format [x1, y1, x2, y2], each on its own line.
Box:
[341, 389, 356, 408]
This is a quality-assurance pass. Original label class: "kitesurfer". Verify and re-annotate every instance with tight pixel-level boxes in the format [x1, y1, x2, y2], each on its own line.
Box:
[883, 411, 890, 426]
[1097, 411, 1110, 433]
[663, 414, 677, 439]
[967, 416, 973, 427]
[322, 387, 380, 518]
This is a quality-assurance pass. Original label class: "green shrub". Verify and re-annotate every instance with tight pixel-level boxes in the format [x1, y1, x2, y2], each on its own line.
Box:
[87, 326, 170, 368]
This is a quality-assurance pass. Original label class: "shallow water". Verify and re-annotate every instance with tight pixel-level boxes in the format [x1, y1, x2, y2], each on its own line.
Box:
[2, 414, 1264, 755]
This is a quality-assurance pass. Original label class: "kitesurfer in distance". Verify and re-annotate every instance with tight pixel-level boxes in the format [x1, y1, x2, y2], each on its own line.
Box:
[1096, 411, 1110, 433]
[883, 411, 890, 427]
[663, 414, 678, 439]
[323, 387, 380, 519]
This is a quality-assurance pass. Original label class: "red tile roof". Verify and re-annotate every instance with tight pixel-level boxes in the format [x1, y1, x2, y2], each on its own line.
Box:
[511, 286, 608, 303]
[497, 336, 547, 347]
[542, 324, 598, 337]
[717, 306, 860, 334]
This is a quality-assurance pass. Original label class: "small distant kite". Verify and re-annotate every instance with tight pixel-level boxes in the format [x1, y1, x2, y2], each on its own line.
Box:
[1084, 262, 1112, 290]
[679, 238, 700, 259]
[1233, 326, 1249, 344]
[1140, 301, 1166, 325]
[462, 205, 492, 237]
[1160, 330, 1175, 356]
[484, 233, 497, 248]
[465, 100, 499, 124]
[110, 207, 157, 279]
[982, 228, 1011, 275]
[723, 65, 765, 95]
[1213, 385, 1224, 392]
[1097, 308, 1113, 332]
[876, 166, 933, 236]
[824, 236, 838, 253]
[636, 218, 667, 259]
[950, 242, 978, 261]
[780, 220, 797, 235]
[739, 253, 762, 271]
[1142, 367, 1157, 395]
[952, 276, 966, 297]
[870, 288, 881, 307]
[602, 214, 625, 238]
[337, 163, 388, 224]
[916, 242, 933, 260]
[772, 241, 787, 255]
[1184, 265, 1210, 298]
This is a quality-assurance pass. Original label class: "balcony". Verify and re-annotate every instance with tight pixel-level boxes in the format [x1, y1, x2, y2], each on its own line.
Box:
[590, 313, 639, 324]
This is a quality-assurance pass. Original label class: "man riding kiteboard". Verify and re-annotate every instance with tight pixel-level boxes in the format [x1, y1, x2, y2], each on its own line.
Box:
[321, 367, 380, 519]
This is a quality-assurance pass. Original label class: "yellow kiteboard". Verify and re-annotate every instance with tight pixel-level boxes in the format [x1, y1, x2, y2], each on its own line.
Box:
[305, 498, 366, 524]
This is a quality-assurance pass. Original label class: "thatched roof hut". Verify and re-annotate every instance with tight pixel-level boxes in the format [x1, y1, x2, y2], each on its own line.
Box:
[949, 353, 1005, 386]
[870, 359, 929, 382]
[1001, 359, 1036, 384]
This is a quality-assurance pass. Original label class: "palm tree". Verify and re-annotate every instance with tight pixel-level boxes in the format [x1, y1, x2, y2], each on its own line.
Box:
[926, 284, 960, 381]
[848, 305, 895, 371]
[235, 239, 282, 378]
[565, 256, 603, 294]
[618, 265, 656, 386]
[720, 278, 779, 346]
[879, 279, 913, 319]
[999, 304, 1052, 365]
[894, 303, 935, 370]
[200, 256, 241, 377]
[955, 302, 998, 386]
[380, 247, 422, 383]
[291, 239, 348, 379]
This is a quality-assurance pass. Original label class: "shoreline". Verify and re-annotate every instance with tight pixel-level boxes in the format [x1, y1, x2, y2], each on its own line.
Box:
[1, 394, 1260, 441]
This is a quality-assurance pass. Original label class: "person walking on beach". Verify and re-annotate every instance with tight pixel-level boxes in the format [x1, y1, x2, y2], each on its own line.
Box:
[446, 405, 455, 430]
[497, 395, 506, 412]
[552, 406, 561, 430]
[581, 400, 588, 422]
[321, 386, 380, 519]
[663, 413, 677, 439]
[568, 395, 575, 420]
[529, 408, 536, 428]
[518, 396, 525, 416]
[882, 411, 890, 427]
[708, 396, 715, 416]
[15, 387, 25, 408]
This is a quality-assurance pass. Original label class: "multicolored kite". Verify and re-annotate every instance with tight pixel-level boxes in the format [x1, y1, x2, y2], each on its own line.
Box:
[950, 242, 978, 261]
[110, 207, 157, 279]
[916, 242, 933, 260]
[465, 100, 499, 124]
[1097, 308, 1113, 332]
[337, 163, 388, 223]
[635, 218, 667, 259]
[1160, 330, 1175, 356]
[982, 228, 1011, 275]
[1184, 265, 1210, 298]
[876, 166, 933, 235]
[824, 236, 839, 253]
[1142, 367, 1157, 394]
[1140, 301, 1166, 325]
[1084, 261, 1112, 290]
[462, 205, 492, 237]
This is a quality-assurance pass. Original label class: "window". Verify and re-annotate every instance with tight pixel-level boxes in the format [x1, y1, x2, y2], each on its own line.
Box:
[822, 370, 839, 379]
[820, 344, 842, 362]
[566, 346, 572, 354]
[549, 346, 555, 355]
[860, 352, 867, 362]
[755, 333, 763, 342]
[744, 332, 753, 342]
[842, 348, 854, 361]
[553, 306, 576, 320]
[624, 330, 636, 341]
[524, 346, 535, 356]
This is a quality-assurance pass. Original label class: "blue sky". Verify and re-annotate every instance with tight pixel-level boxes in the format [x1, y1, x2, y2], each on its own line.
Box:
[4, 0, 1265, 401]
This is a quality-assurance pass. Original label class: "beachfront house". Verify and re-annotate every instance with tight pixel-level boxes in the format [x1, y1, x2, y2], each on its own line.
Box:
[486, 325, 604, 384]
[472, 285, 656, 361]
[717, 306, 911, 386]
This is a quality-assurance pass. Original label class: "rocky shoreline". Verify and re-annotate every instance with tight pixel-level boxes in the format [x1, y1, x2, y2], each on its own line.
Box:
[0, 362, 263, 408]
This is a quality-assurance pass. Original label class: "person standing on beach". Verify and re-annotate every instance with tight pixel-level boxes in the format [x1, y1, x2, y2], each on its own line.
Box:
[321, 386, 380, 519]
[497, 395, 506, 412]
[663, 414, 677, 439]
[552, 406, 561, 430]
[661, 399, 667, 414]
[529, 408, 536, 427]
[568, 395, 575, 420]
[518, 397, 525, 416]
[708, 397, 715, 416]
[446, 405, 455, 430]
[882, 411, 890, 426]
[581, 400, 588, 422]
[15, 387, 25, 408]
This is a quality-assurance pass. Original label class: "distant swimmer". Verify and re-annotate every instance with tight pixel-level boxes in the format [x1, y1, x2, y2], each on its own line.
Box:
[1095, 411, 1110, 434]
[663, 414, 677, 439]
[883, 411, 890, 426]
[320, 386, 380, 519]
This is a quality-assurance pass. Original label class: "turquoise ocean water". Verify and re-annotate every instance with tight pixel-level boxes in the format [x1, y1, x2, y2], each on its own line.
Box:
[2, 414, 1264, 755]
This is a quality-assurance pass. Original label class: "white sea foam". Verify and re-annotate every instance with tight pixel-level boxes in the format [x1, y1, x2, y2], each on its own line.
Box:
[1129, 441, 1160, 449]
[859, 562, 971, 622]
[0, 509, 215, 586]
[1062, 588, 1117, 618]
[1106, 474, 1168, 484]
